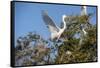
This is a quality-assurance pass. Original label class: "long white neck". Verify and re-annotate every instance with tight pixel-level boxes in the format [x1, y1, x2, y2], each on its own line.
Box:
[62, 15, 67, 30]
[82, 28, 86, 35]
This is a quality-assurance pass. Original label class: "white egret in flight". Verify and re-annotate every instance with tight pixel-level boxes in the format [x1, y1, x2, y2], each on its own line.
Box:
[42, 11, 67, 41]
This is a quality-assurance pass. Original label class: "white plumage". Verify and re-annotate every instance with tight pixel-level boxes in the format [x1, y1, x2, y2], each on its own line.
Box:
[81, 6, 87, 35]
[79, 6, 88, 46]
[82, 28, 87, 35]
[80, 25, 87, 36]
[81, 6, 87, 15]
[42, 11, 67, 40]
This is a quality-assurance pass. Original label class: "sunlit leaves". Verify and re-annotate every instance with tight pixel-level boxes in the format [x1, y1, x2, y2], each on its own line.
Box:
[15, 13, 97, 66]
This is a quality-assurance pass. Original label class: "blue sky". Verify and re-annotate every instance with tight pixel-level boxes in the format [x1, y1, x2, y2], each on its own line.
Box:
[14, 2, 97, 41]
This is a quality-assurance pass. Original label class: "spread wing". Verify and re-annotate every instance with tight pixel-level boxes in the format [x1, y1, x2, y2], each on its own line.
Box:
[42, 11, 59, 33]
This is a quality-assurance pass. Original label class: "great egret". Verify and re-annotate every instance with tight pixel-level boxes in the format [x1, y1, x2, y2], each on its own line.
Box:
[78, 6, 88, 46]
[79, 25, 87, 46]
[81, 6, 87, 15]
[42, 11, 67, 41]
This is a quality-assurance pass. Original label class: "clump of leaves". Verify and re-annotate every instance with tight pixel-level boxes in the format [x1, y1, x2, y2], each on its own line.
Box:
[55, 14, 97, 64]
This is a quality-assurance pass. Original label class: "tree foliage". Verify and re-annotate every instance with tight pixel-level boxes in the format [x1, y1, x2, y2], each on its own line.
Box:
[15, 14, 97, 66]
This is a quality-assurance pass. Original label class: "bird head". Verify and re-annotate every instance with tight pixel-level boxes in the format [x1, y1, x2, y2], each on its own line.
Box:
[62, 14, 68, 23]
[81, 6, 86, 9]
[42, 10, 48, 15]
[62, 14, 67, 19]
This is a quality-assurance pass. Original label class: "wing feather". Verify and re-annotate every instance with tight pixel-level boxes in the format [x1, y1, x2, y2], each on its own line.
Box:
[42, 11, 59, 33]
